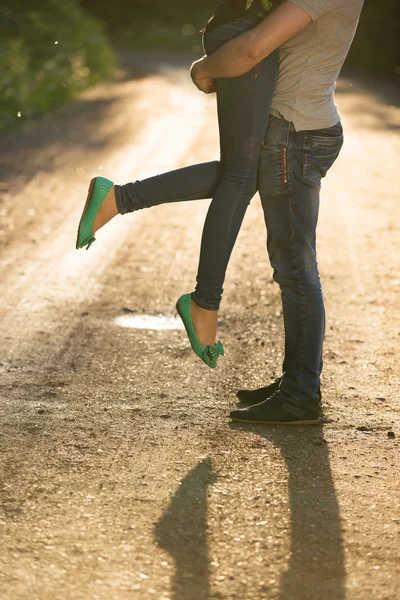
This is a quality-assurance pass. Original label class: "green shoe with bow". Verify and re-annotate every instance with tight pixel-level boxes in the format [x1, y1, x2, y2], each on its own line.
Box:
[176, 293, 224, 369]
[76, 176, 114, 250]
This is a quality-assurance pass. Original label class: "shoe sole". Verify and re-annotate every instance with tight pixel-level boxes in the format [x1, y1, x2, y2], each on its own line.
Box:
[76, 177, 96, 249]
[230, 416, 321, 425]
[236, 393, 322, 405]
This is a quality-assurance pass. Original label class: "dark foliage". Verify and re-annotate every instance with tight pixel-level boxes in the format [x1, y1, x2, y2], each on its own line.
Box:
[346, 0, 399, 79]
[0, 0, 115, 131]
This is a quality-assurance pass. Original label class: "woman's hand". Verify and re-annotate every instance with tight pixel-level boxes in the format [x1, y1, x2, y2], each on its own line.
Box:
[190, 57, 216, 94]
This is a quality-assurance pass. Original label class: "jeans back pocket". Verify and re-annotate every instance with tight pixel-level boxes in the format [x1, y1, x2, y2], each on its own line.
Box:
[302, 125, 344, 187]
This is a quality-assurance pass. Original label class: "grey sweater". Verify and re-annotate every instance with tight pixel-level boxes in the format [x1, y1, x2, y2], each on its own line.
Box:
[271, 0, 365, 130]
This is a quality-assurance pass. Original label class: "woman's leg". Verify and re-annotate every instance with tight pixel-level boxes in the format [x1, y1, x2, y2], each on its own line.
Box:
[93, 161, 221, 232]
[94, 21, 277, 254]
[92, 20, 278, 348]
[191, 26, 279, 343]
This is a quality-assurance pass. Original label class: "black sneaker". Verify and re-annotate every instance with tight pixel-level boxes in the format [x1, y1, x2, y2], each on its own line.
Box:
[230, 390, 321, 425]
[237, 378, 322, 406]
[237, 377, 281, 404]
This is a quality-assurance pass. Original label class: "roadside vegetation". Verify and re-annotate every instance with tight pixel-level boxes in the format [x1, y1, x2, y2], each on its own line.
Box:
[0, 1, 115, 131]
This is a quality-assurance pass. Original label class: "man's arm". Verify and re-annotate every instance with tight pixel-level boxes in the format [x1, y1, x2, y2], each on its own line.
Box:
[191, 0, 312, 86]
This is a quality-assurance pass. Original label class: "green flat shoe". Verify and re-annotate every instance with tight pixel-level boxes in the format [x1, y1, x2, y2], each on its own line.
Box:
[76, 176, 114, 250]
[176, 293, 224, 369]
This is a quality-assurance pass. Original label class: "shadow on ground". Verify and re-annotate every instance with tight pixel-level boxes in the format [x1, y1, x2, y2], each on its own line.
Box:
[230, 423, 346, 600]
[154, 457, 218, 600]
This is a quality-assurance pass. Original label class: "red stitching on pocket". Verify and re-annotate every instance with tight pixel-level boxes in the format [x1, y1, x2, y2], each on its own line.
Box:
[281, 147, 288, 184]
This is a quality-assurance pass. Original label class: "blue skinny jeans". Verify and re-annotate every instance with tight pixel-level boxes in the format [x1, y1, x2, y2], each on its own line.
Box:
[259, 116, 343, 401]
[115, 19, 279, 310]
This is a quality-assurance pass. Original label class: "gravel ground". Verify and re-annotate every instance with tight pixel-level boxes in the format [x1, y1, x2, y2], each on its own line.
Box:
[0, 55, 399, 600]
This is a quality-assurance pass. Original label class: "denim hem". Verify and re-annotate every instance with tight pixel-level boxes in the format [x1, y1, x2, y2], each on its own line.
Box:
[191, 291, 220, 312]
[114, 184, 126, 215]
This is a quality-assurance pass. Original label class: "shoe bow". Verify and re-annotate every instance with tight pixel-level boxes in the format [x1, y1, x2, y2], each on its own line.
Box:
[202, 340, 225, 366]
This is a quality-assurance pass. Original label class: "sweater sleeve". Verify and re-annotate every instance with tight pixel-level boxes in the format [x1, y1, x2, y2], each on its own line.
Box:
[288, 0, 339, 22]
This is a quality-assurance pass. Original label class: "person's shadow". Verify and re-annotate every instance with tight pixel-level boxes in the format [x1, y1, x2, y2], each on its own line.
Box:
[154, 457, 218, 600]
[230, 422, 346, 600]
[154, 427, 345, 600]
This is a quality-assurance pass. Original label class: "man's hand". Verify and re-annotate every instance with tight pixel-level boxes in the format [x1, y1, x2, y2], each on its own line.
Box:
[190, 57, 216, 94]
[193, 78, 216, 94]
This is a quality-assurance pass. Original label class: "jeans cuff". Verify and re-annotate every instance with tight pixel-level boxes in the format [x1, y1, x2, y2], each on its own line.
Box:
[191, 291, 220, 311]
[114, 184, 127, 215]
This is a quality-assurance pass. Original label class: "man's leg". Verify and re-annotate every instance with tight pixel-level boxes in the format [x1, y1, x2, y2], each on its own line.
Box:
[261, 121, 324, 403]
[231, 117, 343, 423]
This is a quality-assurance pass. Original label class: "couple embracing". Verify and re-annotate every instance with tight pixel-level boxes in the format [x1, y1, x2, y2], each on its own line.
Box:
[76, 0, 364, 425]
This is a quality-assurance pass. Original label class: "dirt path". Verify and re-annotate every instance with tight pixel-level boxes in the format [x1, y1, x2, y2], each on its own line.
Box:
[0, 55, 399, 600]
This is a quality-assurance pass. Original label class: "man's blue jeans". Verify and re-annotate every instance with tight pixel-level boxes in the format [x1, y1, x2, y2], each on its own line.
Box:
[259, 116, 343, 401]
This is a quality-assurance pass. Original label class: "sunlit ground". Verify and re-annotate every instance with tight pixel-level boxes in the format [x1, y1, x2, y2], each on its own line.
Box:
[115, 314, 184, 330]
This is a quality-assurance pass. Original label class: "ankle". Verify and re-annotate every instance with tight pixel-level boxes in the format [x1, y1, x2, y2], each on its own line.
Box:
[190, 299, 218, 346]
[93, 185, 118, 233]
